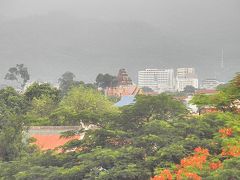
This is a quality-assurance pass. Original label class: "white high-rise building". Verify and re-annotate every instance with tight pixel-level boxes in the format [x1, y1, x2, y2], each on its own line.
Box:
[176, 68, 198, 91]
[138, 69, 175, 93]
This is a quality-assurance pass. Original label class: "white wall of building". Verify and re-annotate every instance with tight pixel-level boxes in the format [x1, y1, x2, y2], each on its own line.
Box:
[138, 69, 175, 93]
[176, 68, 198, 92]
[176, 78, 198, 91]
[201, 79, 220, 89]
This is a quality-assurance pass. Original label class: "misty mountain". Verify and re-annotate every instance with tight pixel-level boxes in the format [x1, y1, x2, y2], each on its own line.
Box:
[0, 13, 239, 83]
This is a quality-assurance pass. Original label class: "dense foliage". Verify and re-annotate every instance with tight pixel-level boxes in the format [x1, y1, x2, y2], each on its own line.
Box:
[0, 87, 29, 161]
[96, 73, 118, 89]
[0, 73, 239, 179]
[191, 72, 240, 113]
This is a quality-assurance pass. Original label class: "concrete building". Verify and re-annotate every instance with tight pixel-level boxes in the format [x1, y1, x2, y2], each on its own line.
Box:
[176, 78, 198, 92]
[138, 69, 175, 93]
[176, 68, 196, 78]
[201, 79, 221, 90]
[176, 68, 198, 91]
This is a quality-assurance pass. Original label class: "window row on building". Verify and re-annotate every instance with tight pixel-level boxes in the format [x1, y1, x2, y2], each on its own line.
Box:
[138, 68, 199, 93]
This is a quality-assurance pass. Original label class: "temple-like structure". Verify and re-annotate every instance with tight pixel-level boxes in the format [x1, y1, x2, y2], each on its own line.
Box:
[117, 69, 133, 86]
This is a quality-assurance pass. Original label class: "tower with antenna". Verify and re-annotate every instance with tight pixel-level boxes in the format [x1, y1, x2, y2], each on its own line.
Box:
[221, 48, 224, 69]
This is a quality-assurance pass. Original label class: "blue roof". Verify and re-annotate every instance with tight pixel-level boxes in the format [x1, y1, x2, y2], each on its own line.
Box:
[115, 95, 136, 107]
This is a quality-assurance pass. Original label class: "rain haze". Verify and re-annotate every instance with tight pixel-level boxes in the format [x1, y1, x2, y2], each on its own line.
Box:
[0, 0, 239, 83]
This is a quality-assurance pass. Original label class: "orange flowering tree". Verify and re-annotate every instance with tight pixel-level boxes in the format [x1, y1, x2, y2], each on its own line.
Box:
[152, 114, 240, 180]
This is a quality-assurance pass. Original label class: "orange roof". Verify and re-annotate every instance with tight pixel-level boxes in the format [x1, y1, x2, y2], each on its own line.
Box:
[32, 134, 80, 150]
[195, 89, 218, 95]
[106, 85, 140, 97]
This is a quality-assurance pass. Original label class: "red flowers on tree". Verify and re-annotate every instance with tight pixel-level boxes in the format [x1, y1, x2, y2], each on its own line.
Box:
[219, 128, 240, 157]
[221, 145, 240, 157]
[209, 161, 222, 170]
[151, 169, 172, 180]
[219, 128, 233, 137]
[152, 147, 209, 180]
[176, 170, 201, 180]
[152, 125, 238, 180]
[180, 147, 209, 169]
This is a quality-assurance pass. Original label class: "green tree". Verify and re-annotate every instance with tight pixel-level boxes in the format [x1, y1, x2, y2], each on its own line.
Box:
[58, 71, 81, 95]
[231, 72, 240, 89]
[0, 87, 30, 161]
[117, 94, 187, 131]
[0, 92, 228, 179]
[53, 86, 120, 126]
[142, 86, 154, 93]
[191, 73, 240, 113]
[25, 95, 57, 125]
[24, 82, 60, 103]
[183, 85, 196, 94]
[190, 94, 210, 115]
[207, 158, 240, 179]
[2, 74, 240, 180]
[0, 104, 26, 161]
[96, 73, 118, 89]
[5, 64, 30, 89]
[0, 87, 28, 115]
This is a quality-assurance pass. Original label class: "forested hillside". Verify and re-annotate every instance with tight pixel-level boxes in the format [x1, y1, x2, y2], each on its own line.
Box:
[1, 13, 239, 82]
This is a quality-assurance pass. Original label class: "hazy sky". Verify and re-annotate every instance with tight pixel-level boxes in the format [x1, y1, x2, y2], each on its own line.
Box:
[0, 0, 239, 83]
[1, 0, 240, 23]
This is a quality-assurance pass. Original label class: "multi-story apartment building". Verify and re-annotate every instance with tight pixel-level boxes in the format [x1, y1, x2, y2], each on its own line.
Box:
[138, 69, 175, 93]
[176, 68, 198, 91]
[176, 68, 196, 78]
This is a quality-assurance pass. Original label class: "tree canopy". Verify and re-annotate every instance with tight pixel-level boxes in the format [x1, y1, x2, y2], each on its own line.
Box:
[50, 86, 119, 126]
[58, 71, 80, 95]
[191, 73, 240, 113]
[0, 73, 240, 179]
[5, 64, 30, 89]
[96, 73, 118, 89]
[24, 82, 60, 103]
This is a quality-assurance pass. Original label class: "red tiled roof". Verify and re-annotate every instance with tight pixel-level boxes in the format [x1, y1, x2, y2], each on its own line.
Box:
[32, 134, 80, 150]
[195, 89, 218, 95]
[106, 85, 140, 97]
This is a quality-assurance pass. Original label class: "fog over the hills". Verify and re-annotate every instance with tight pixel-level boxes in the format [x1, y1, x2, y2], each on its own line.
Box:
[0, 0, 239, 83]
